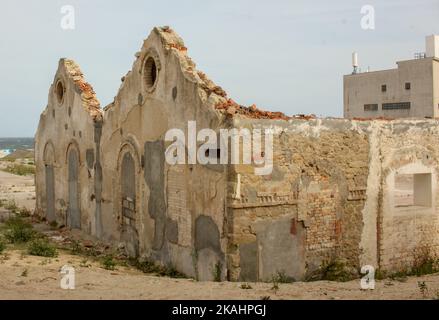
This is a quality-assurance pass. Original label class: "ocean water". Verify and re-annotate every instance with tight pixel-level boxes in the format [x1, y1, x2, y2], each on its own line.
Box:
[0, 137, 34, 151]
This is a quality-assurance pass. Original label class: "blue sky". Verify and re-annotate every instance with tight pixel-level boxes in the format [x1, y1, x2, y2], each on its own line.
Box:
[0, 0, 438, 137]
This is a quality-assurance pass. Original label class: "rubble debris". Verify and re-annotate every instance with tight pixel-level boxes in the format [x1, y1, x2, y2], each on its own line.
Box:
[64, 59, 103, 122]
[214, 99, 313, 120]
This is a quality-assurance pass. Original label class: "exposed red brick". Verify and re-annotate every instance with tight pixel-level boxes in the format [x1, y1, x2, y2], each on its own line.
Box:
[169, 43, 188, 52]
[64, 59, 103, 122]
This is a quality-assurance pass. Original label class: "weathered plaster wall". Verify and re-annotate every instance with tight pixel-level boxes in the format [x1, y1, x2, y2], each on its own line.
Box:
[35, 59, 102, 235]
[227, 117, 439, 281]
[35, 27, 439, 282]
[99, 27, 229, 281]
[226, 118, 370, 281]
[377, 120, 439, 272]
[433, 59, 439, 117]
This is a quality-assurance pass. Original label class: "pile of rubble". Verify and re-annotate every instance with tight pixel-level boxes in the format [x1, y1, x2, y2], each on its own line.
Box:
[215, 98, 316, 121]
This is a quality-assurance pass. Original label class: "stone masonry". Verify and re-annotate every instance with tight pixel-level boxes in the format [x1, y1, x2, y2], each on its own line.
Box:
[35, 26, 439, 281]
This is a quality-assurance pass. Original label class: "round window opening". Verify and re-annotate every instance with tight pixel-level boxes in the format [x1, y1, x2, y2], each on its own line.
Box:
[143, 57, 157, 89]
[56, 80, 64, 104]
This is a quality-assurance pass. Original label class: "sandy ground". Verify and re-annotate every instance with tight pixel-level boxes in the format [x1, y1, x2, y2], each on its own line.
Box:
[0, 165, 35, 210]
[1, 162, 439, 300]
[1, 248, 439, 300]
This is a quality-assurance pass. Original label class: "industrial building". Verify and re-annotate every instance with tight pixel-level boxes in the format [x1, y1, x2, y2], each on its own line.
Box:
[344, 35, 439, 119]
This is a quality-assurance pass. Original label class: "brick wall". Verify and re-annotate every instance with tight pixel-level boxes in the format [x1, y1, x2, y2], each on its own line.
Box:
[226, 119, 370, 281]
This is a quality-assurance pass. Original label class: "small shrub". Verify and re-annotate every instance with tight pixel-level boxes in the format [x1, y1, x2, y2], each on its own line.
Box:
[101, 255, 116, 270]
[39, 258, 51, 266]
[2, 164, 35, 176]
[241, 283, 252, 290]
[374, 269, 386, 280]
[4, 200, 18, 212]
[4, 217, 35, 243]
[323, 260, 354, 282]
[134, 259, 186, 278]
[28, 239, 58, 257]
[411, 255, 438, 276]
[21, 269, 28, 277]
[134, 259, 157, 273]
[73, 242, 101, 257]
[271, 276, 279, 292]
[272, 270, 294, 283]
[68, 239, 102, 257]
[307, 259, 356, 282]
[389, 272, 408, 283]
[162, 265, 186, 278]
[191, 250, 199, 281]
[17, 207, 31, 218]
[69, 240, 82, 255]
[86, 246, 101, 257]
[213, 261, 222, 282]
[388, 247, 439, 279]
[268, 271, 293, 292]
[0, 239, 5, 253]
[418, 281, 428, 298]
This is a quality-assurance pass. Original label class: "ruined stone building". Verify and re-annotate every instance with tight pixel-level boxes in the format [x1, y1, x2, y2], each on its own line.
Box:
[35, 27, 439, 281]
[344, 35, 439, 119]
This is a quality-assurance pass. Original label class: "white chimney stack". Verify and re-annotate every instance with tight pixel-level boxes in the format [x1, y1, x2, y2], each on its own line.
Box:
[426, 35, 439, 58]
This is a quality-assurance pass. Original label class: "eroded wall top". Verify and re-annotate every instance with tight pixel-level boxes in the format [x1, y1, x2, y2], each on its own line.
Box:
[61, 59, 103, 122]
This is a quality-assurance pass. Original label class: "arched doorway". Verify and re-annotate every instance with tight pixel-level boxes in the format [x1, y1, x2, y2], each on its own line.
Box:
[68, 147, 81, 229]
[43, 142, 56, 222]
[120, 152, 139, 257]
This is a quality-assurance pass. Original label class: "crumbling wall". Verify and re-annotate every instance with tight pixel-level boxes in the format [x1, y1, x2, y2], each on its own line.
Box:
[35, 59, 103, 235]
[227, 117, 439, 281]
[35, 27, 439, 282]
[377, 120, 439, 272]
[99, 27, 229, 280]
[226, 118, 370, 281]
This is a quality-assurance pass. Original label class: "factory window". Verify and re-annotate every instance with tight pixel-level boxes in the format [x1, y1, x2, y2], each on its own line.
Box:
[55, 80, 65, 104]
[382, 102, 411, 110]
[394, 173, 432, 208]
[405, 82, 411, 90]
[381, 84, 387, 92]
[364, 104, 378, 111]
[143, 57, 158, 89]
